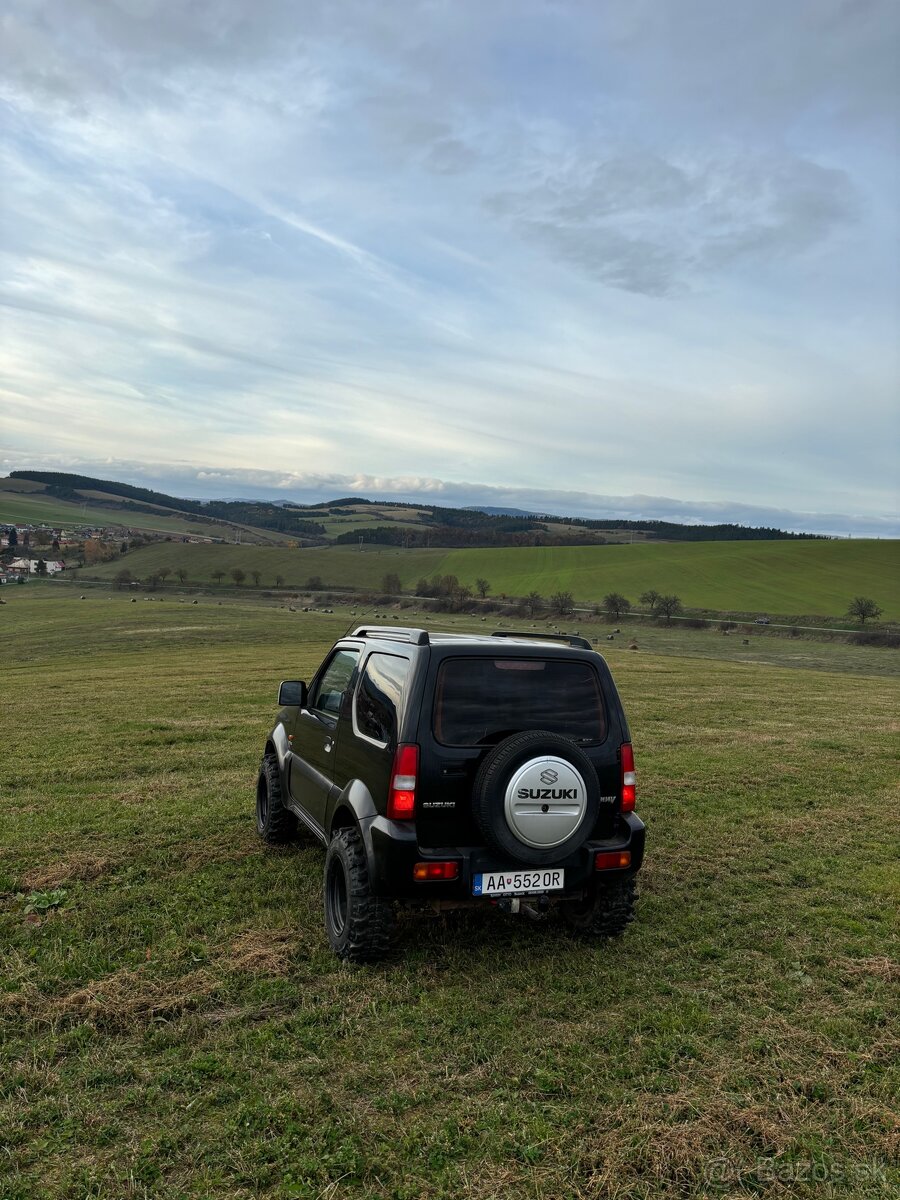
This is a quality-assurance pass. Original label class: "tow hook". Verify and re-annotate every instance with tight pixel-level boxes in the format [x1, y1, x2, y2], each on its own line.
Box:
[496, 896, 550, 919]
[521, 896, 550, 920]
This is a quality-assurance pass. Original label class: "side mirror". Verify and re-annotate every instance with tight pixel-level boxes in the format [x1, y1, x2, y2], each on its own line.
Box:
[278, 680, 307, 708]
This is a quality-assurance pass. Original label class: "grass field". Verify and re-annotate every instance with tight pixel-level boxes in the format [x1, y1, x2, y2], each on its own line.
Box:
[77, 542, 447, 592]
[438, 540, 900, 618]
[75, 536, 900, 620]
[1, 591, 897, 1198]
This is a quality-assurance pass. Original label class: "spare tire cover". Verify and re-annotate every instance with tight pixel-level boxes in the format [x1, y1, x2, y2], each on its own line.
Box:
[472, 730, 601, 865]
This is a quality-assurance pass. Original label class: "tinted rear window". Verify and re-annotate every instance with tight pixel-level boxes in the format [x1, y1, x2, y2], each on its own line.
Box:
[433, 657, 607, 746]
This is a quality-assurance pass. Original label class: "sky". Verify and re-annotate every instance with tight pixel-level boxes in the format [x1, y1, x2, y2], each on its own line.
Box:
[1, 0, 898, 535]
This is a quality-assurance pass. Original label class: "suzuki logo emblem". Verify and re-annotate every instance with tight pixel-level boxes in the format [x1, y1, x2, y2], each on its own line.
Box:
[539, 767, 559, 785]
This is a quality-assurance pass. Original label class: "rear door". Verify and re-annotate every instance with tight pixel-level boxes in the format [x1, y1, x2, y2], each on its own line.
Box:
[289, 646, 360, 834]
[416, 650, 621, 849]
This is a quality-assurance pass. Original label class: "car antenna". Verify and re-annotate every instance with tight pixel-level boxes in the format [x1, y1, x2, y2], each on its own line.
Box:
[342, 603, 372, 638]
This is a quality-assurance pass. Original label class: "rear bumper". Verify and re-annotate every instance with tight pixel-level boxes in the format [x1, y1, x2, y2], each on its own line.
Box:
[361, 811, 645, 899]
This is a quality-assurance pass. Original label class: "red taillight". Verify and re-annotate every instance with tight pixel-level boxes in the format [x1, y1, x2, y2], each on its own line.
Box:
[595, 850, 632, 871]
[413, 861, 460, 881]
[388, 743, 419, 820]
[620, 743, 636, 812]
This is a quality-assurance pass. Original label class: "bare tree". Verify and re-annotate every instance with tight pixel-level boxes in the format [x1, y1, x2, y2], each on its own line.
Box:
[452, 582, 472, 610]
[114, 568, 132, 590]
[639, 589, 661, 614]
[176, 568, 188, 584]
[848, 597, 882, 625]
[656, 594, 683, 623]
[550, 591, 574, 616]
[524, 591, 544, 617]
[275, 574, 285, 588]
[475, 577, 491, 599]
[231, 568, 246, 586]
[603, 592, 631, 619]
[251, 570, 262, 587]
[157, 566, 172, 583]
[381, 572, 402, 595]
[212, 569, 225, 584]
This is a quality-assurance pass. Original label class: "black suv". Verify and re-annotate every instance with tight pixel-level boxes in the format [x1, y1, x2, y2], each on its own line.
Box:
[256, 627, 645, 961]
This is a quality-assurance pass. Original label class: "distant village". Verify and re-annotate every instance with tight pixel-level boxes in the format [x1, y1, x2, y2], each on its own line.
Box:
[0, 521, 217, 585]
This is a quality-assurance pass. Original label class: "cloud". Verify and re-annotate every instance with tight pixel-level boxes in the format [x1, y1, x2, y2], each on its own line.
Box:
[0, 0, 897, 524]
[485, 150, 858, 296]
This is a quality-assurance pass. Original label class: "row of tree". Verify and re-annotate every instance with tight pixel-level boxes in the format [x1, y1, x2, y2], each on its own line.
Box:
[106, 562, 886, 627]
[114, 567, 290, 589]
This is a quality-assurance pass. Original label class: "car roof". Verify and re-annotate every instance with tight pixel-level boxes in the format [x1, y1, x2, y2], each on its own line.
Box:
[344, 626, 594, 652]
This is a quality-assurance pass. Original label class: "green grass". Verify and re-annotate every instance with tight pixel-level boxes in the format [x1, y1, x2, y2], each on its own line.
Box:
[75, 537, 900, 620]
[437, 540, 900, 619]
[77, 542, 449, 591]
[1, 591, 898, 1198]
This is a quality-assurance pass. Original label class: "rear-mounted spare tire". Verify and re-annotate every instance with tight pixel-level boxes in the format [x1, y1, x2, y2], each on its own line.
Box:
[472, 730, 601, 865]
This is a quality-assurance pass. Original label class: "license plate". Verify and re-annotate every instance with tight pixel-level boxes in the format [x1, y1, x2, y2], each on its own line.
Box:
[473, 869, 565, 896]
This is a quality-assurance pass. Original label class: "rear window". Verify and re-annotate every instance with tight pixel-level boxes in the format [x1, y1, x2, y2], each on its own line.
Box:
[433, 657, 607, 747]
[355, 653, 410, 745]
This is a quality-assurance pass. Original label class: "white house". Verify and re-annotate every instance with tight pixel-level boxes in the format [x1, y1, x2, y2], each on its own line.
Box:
[9, 557, 66, 575]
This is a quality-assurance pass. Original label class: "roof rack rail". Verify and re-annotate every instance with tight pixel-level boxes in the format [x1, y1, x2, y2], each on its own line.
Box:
[350, 625, 430, 646]
[491, 630, 592, 651]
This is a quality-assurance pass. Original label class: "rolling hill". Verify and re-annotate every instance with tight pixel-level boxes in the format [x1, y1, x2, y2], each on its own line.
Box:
[0, 478, 283, 543]
[5, 470, 822, 549]
[74, 537, 899, 619]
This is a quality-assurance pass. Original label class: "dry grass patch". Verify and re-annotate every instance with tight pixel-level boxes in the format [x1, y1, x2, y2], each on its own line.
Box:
[226, 928, 296, 976]
[2, 966, 219, 1029]
[833, 956, 898, 981]
[53, 965, 219, 1026]
[20, 851, 117, 890]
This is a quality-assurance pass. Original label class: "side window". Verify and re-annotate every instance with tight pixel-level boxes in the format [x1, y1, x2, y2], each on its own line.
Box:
[309, 649, 359, 719]
[355, 653, 410, 745]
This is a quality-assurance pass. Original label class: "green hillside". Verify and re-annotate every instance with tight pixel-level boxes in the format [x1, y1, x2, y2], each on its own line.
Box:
[441, 539, 900, 618]
[8, 471, 827, 548]
[76, 538, 899, 619]
[79, 543, 446, 590]
[0, 482, 280, 543]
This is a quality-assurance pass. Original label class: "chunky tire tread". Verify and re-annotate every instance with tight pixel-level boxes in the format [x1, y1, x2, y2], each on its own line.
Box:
[472, 729, 601, 865]
[256, 753, 298, 844]
[324, 827, 395, 963]
[561, 877, 637, 939]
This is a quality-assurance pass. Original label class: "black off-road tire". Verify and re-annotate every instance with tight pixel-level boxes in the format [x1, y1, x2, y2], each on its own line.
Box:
[324, 827, 395, 963]
[255, 753, 298, 844]
[472, 730, 601, 865]
[561, 877, 637, 939]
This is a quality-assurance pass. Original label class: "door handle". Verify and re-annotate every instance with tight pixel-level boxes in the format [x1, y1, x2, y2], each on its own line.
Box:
[324, 738, 333, 753]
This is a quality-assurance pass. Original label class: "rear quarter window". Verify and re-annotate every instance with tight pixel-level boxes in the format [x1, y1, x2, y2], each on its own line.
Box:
[433, 657, 607, 747]
[355, 652, 410, 745]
